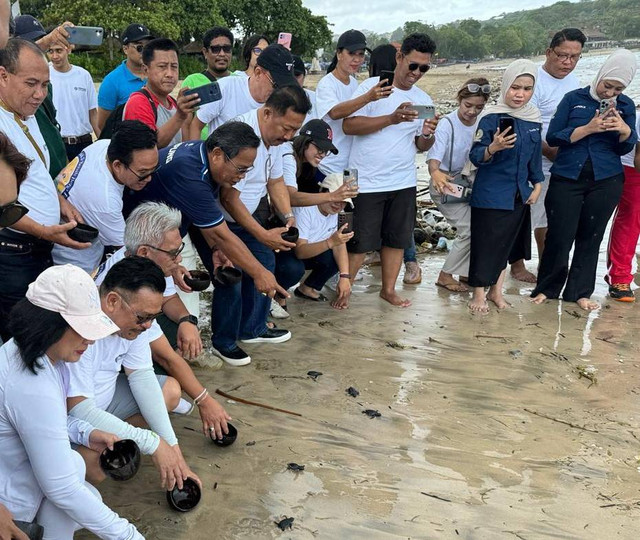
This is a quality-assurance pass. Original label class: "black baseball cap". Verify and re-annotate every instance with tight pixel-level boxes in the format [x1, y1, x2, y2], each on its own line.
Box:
[256, 44, 297, 87]
[299, 119, 338, 155]
[14, 15, 46, 42]
[292, 55, 306, 77]
[337, 29, 369, 53]
[121, 23, 154, 45]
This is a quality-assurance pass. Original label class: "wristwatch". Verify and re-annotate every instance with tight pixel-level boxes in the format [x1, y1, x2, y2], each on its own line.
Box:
[178, 315, 198, 327]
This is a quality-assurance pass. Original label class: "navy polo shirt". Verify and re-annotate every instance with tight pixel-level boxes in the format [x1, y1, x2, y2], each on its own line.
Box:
[97, 61, 145, 110]
[124, 141, 224, 235]
[547, 87, 637, 181]
[469, 114, 544, 210]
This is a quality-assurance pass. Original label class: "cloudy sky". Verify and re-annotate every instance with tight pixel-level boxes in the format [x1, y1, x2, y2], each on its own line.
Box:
[302, 0, 578, 35]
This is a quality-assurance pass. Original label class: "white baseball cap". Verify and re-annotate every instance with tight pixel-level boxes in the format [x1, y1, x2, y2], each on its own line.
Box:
[320, 173, 353, 208]
[26, 265, 119, 341]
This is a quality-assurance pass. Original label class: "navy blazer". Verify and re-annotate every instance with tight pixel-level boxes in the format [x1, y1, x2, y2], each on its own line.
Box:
[469, 114, 544, 210]
[547, 87, 637, 180]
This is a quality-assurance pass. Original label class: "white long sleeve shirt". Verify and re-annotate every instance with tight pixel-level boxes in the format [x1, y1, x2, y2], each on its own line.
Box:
[0, 339, 143, 539]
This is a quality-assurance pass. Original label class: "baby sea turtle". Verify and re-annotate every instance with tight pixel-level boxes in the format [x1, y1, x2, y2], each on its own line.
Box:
[276, 517, 294, 531]
[307, 370, 323, 380]
[287, 462, 305, 472]
[362, 409, 381, 419]
[346, 386, 359, 398]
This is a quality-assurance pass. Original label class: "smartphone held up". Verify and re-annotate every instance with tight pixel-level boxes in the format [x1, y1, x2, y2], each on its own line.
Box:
[277, 32, 292, 50]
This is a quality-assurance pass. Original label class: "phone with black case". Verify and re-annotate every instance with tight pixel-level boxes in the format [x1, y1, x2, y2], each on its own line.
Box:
[380, 70, 394, 87]
[183, 82, 222, 106]
[498, 116, 515, 134]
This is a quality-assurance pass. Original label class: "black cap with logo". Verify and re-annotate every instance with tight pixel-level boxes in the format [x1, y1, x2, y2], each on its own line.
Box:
[292, 55, 306, 77]
[256, 44, 297, 87]
[337, 29, 369, 53]
[14, 15, 46, 42]
[299, 119, 339, 155]
[121, 23, 154, 45]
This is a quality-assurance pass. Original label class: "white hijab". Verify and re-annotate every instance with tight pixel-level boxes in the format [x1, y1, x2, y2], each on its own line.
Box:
[481, 59, 541, 123]
[589, 49, 638, 102]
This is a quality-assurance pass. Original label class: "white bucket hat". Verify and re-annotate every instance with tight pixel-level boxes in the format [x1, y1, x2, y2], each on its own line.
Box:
[26, 265, 119, 341]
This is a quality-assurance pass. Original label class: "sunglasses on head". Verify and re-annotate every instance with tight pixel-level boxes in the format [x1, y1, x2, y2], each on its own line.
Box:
[209, 44, 232, 54]
[407, 61, 431, 73]
[0, 198, 29, 228]
[467, 83, 491, 94]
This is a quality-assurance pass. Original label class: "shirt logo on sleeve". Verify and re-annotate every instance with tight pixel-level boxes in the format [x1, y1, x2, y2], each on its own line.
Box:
[56, 152, 86, 198]
[474, 128, 483, 142]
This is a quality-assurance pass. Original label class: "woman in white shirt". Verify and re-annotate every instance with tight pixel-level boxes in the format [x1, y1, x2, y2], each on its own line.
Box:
[0, 265, 144, 539]
[315, 30, 390, 177]
[428, 78, 491, 292]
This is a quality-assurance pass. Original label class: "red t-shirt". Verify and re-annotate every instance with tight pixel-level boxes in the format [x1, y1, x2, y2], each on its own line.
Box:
[123, 89, 177, 131]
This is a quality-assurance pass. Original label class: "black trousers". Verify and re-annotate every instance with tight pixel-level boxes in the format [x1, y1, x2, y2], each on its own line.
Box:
[532, 171, 624, 301]
[0, 230, 53, 341]
[469, 201, 530, 288]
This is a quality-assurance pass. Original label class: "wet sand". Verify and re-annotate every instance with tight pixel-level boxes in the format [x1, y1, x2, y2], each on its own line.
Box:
[80, 244, 640, 539]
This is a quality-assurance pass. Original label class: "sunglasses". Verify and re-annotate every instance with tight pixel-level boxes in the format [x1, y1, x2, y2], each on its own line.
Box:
[125, 164, 159, 181]
[209, 44, 232, 54]
[310, 141, 328, 157]
[407, 62, 431, 73]
[141, 241, 185, 260]
[0, 198, 29, 228]
[467, 83, 491, 94]
[133, 44, 144, 53]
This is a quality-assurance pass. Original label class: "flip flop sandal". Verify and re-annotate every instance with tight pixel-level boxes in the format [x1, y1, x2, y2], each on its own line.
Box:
[294, 288, 328, 302]
[436, 281, 469, 292]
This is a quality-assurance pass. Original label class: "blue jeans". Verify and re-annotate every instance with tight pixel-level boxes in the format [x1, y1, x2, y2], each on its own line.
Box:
[404, 235, 417, 264]
[275, 248, 338, 292]
[211, 223, 274, 351]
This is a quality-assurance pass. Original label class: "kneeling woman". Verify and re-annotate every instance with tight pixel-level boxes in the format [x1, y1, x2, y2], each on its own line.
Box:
[468, 60, 543, 313]
[275, 174, 354, 310]
[532, 49, 638, 310]
[0, 265, 143, 539]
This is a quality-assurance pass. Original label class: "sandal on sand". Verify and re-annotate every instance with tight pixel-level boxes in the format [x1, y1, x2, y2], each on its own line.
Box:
[436, 281, 468, 292]
[294, 288, 328, 302]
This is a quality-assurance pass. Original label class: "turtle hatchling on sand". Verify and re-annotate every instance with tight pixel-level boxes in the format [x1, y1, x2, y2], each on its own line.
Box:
[307, 371, 323, 380]
[362, 409, 381, 418]
[287, 463, 305, 472]
[276, 517, 294, 531]
[346, 387, 360, 398]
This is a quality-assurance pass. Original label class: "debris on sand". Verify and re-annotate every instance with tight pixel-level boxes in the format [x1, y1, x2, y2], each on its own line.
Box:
[576, 365, 598, 387]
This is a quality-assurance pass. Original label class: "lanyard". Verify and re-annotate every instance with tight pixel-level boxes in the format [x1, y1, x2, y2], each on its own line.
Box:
[0, 98, 47, 166]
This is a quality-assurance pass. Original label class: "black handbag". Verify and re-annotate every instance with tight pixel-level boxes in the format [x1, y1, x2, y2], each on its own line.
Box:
[440, 116, 473, 204]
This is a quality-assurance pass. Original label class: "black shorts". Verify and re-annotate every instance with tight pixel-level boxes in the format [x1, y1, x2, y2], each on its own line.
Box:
[348, 187, 417, 253]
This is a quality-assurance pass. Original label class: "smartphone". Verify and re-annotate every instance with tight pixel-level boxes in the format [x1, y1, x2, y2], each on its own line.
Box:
[443, 184, 465, 198]
[67, 26, 104, 47]
[380, 70, 394, 87]
[343, 169, 358, 191]
[277, 32, 292, 50]
[599, 99, 615, 117]
[337, 211, 354, 233]
[183, 82, 222, 106]
[499, 116, 515, 134]
[411, 105, 436, 120]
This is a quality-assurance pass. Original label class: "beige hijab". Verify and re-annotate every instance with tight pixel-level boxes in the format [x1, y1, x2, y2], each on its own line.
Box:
[589, 49, 638, 102]
[481, 59, 541, 123]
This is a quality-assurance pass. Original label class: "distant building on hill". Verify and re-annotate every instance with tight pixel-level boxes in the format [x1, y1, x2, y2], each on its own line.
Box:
[582, 28, 615, 49]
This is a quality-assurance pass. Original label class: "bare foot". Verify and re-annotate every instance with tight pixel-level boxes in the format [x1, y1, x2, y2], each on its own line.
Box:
[576, 297, 600, 311]
[468, 297, 490, 314]
[510, 267, 537, 283]
[487, 290, 510, 309]
[298, 284, 320, 299]
[530, 293, 547, 305]
[380, 290, 412, 307]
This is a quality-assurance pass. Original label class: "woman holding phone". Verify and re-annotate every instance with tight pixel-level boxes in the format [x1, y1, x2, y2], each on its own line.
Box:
[532, 49, 638, 310]
[467, 60, 543, 313]
[0, 265, 144, 539]
[428, 78, 491, 292]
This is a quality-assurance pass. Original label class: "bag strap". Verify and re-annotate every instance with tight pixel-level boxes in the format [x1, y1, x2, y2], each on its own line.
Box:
[137, 88, 158, 122]
[443, 115, 454, 173]
[0, 99, 47, 166]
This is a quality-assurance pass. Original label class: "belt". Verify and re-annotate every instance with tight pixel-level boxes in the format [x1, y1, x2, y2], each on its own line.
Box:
[62, 133, 93, 145]
[0, 229, 53, 254]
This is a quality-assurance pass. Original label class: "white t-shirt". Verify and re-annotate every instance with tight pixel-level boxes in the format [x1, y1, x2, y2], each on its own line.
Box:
[195, 75, 260, 133]
[427, 110, 477, 174]
[315, 72, 359, 175]
[0, 107, 59, 229]
[349, 77, 433, 193]
[67, 332, 153, 410]
[52, 140, 124, 272]
[622, 114, 640, 168]
[223, 108, 285, 221]
[303, 88, 317, 126]
[294, 205, 338, 244]
[49, 64, 97, 137]
[282, 142, 297, 188]
[530, 65, 580, 175]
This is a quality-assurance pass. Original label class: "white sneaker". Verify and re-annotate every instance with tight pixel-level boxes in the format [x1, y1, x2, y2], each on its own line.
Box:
[270, 298, 290, 319]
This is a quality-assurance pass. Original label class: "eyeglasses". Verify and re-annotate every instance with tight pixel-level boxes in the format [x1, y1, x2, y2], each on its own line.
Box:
[310, 141, 328, 157]
[551, 49, 582, 63]
[141, 241, 185, 260]
[252, 47, 264, 56]
[0, 198, 29, 228]
[265, 72, 277, 88]
[209, 44, 232, 54]
[407, 61, 431, 73]
[224, 152, 254, 174]
[125, 164, 158, 181]
[117, 293, 163, 325]
[467, 83, 491, 94]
